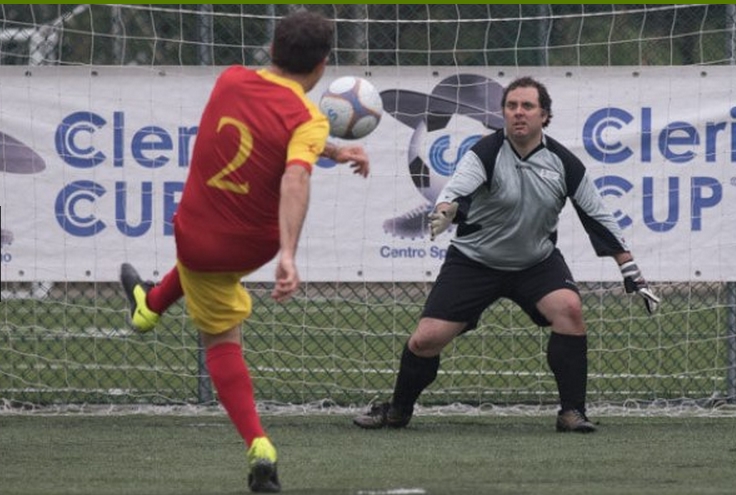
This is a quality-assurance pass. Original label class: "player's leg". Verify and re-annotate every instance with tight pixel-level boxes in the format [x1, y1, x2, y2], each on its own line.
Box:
[354, 246, 499, 429]
[537, 290, 595, 432]
[512, 249, 595, 433]
[147, 267, 184, 314]
[353, 317, 464, 429]
[202, 328, 279, 493]
[179, 262, 280, 493]
[119, 264, 183, 332]
[395, 317, 466, 412]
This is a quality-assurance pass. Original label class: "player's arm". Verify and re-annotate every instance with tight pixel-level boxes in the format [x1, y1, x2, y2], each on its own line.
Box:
[571, 175, 661, 315]
[272, 165, 310, 302]
[322, 142, 370, 178]
[429, 150, 486, 240]
[272, 118, 326, 301]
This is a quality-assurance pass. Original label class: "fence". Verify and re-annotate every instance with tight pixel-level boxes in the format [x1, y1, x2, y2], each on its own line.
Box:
[1, 4, 735, 410]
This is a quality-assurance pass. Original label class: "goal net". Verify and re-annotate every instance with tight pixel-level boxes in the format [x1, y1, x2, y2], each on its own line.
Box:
[1, 4, 735, 414]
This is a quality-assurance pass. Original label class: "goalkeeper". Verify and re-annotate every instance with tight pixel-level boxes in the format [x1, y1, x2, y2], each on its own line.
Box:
[354, 76, 659, 433]
[120, 10, 368, 494]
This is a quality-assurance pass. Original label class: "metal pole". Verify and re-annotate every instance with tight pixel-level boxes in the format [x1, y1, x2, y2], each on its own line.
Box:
[198, 4, 213, 66]
[727, 4, 736, 65]
[197, 334, 213, 404]
[727, 282, 736, 403]
[537, 4, 549, 67]
[348, 4, 368, 66]
[112, 6, 123, 65]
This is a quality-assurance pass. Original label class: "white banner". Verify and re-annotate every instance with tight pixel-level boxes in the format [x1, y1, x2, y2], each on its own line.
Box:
[1, 66, 734, 282]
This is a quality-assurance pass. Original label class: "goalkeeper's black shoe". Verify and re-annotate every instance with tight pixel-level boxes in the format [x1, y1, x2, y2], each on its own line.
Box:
[556, 409, 597, 433]
[353, 402, 412, 429]
[119, 263, 159, 332]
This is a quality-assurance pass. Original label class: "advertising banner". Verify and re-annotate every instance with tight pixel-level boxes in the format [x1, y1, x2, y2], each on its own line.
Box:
[1, 66, 734, 282]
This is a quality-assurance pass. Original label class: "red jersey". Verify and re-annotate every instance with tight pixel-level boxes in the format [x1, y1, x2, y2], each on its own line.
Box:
[174, 66, 329, 271]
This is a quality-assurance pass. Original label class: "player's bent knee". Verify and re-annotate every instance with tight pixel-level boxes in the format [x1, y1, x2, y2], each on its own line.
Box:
[408, 318, 466, 356]
[407, 335, 444, 357]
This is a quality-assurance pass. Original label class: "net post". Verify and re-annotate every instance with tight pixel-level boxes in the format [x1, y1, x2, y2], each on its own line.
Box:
[728, 4, 736, 65]
[727, 282, 736, 403]
[197, 336, 214, 404]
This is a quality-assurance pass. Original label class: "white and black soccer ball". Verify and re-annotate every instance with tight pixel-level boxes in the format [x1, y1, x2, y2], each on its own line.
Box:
[319, 76, 383, 140]
[407, 114, 487, 203]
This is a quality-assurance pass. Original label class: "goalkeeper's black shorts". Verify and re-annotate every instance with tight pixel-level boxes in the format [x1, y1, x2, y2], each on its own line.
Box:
[421, 245, 580, 331]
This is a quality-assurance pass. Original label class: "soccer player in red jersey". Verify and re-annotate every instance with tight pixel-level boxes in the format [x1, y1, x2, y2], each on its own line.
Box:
[121, 10, 369, 493]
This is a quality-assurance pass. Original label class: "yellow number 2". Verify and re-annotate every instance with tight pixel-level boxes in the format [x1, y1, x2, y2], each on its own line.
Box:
[206, 116, 253, 194]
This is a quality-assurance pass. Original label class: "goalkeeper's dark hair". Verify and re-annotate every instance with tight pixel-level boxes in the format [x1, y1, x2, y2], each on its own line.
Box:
[271, 10, 334, 75]
[502, 76, 553, 128]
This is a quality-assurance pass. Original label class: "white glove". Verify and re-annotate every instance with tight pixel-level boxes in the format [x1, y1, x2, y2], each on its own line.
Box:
[619, 260, 660, 315]
[428, 202, 459, 241]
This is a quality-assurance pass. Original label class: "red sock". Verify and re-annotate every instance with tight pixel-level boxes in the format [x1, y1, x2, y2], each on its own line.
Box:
[147, 267, 183, 314]
[205, 342, 264, 446]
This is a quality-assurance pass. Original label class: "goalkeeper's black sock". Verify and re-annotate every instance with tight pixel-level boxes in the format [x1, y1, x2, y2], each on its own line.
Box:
[547, 332, 588, 412]
[392, 342, 440, 412]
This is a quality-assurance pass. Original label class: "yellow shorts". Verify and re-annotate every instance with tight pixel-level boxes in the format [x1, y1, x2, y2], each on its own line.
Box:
[177, 261, 252, 334]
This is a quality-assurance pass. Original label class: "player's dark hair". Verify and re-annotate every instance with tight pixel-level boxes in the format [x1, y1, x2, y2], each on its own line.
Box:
[271, 10, 334, 75]
[501, 76, 553, 128]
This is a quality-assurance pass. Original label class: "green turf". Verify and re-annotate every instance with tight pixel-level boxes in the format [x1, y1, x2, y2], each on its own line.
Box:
[1, 414, 735, 495]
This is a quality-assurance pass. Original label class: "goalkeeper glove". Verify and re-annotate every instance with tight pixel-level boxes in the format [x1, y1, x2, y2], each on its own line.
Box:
[619, 260, 660, 315]
[428, 202, 459, 241]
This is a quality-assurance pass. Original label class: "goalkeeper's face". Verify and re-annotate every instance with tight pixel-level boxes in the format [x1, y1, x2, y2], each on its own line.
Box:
[503, 86, 548, 145]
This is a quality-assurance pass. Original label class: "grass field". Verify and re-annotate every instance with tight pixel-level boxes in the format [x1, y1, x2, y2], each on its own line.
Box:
[1, 413, 735, 495]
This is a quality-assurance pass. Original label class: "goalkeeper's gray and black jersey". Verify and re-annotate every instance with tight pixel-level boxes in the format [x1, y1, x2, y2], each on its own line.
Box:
[435, 129, 628, 271]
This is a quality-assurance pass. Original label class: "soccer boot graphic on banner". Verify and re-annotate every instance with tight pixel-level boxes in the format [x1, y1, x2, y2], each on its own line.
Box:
[1, 131, 46, 248]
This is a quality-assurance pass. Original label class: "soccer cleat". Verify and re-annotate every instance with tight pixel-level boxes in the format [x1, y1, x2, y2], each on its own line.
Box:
[352, 401, 413, 429]
[119, 263, 159, 332]
[556, 409, 597, 433]
[382, 203, 433, 240]
[247, 437, 281, 493]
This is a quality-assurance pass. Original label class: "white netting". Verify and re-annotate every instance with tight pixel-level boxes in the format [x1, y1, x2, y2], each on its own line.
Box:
[1, 5, 735, 413]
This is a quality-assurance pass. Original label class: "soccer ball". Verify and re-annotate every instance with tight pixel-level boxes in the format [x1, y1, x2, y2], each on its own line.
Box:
[319, 76, 383, 140]
[408, 114, 488, 203]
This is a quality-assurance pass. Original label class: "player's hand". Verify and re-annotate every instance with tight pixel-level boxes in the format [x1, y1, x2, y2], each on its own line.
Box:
[428, 202, 459, 241]
[333, 144, 369, 178]
[619, 260, 660, 314]
[272, 256, 300, 302]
